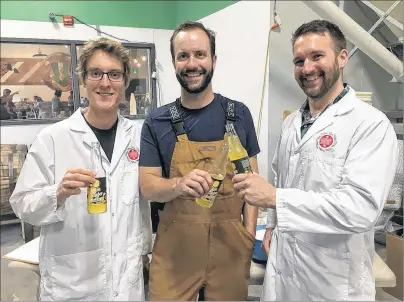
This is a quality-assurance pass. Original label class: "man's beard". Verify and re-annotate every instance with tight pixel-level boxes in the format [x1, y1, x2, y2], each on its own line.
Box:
[299, 61, 340, 100]
[176, 68, 214, 94]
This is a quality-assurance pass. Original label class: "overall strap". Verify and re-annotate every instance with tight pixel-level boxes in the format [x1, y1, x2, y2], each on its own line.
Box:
[168, 99, 189, 141]
[225, 99, 236, 126]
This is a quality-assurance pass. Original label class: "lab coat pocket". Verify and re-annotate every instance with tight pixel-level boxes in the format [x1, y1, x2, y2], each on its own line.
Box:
[301, 153, 344, 191]
[292, 236, 350, 301]
[50, 249, 107, 300]
[126, 234, 143, 286]
[121, 165, 139, 205]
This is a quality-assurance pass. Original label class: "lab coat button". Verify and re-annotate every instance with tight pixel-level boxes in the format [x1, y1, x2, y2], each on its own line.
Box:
[113, 252, 117, 257]
[114, 291, 118, 297]
[112, 213, 115, 217]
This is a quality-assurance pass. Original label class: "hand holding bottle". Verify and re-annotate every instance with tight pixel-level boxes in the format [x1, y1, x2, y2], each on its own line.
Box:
[56, 168, 96, 203]
[195, 143, 229, 208]
[173, 169, 213, 198]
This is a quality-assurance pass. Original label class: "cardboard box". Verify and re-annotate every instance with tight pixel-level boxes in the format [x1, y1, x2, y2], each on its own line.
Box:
[384, 232, 404, 300]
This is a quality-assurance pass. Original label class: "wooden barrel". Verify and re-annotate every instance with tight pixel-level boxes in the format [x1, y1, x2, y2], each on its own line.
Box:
[0, 144, 28, 216]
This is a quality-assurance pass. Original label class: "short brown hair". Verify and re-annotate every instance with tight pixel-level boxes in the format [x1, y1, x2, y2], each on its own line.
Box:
[292, 20, 347, 53]
[170, 20, 216, 61]
[77, 37, 131, 86]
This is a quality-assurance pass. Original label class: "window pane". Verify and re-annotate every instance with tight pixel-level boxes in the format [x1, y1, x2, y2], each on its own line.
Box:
[1, 43, 74, 120]
[76, 45, 152, 116]
[127, 48, 152, 115]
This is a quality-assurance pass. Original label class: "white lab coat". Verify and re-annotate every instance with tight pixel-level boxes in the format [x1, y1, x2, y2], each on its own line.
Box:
[262, 87, 398, 301]
[10, 110, 152, 301]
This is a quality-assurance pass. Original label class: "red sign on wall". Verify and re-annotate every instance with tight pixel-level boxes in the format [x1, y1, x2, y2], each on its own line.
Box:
[62, 15, 74, 26]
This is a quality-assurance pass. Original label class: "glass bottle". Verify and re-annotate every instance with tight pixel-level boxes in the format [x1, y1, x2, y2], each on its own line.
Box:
[196, 143, 229, 208]
[225, 123, 252, 174]
[87, 142, 107, 214]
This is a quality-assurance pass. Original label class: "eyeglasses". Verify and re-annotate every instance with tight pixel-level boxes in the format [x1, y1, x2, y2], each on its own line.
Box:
[85, 69, 124, 82]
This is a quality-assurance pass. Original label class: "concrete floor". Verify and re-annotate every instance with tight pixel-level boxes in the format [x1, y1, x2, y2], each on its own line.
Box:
[1, 224, 39, 301]
[1, 223, 401, 301]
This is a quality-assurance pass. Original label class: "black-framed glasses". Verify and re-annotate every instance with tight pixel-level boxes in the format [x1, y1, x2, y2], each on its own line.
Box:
[85, 69, 124, 82]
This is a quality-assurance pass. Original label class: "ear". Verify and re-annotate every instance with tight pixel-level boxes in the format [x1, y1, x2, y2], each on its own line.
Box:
[212, 55, 217, 70]
[338, 49, 348, 69]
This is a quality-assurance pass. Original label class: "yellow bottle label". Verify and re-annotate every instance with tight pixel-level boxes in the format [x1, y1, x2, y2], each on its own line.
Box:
[231, 156, 252, 174]
[195, 174, 224, 208]
[87, 177, 107, 214]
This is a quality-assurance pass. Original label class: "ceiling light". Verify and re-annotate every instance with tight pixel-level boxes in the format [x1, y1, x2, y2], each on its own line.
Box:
[142, 56, 146, 61]
[33, 46, 48, 57]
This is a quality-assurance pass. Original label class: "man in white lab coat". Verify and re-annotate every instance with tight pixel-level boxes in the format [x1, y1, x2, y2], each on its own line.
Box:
[232, 20, 398, 301]
[10, 37, 152, 301]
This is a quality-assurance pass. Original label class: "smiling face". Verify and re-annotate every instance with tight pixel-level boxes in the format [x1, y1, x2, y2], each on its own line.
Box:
[84, 50, 125, 113]
[293, 32, 347, 100]
[172, 28, 216, 94]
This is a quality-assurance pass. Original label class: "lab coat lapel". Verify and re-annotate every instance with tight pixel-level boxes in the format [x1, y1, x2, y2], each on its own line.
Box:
[296, 88, 356, 151]
[297, 109, 334, 150]
[293, 111, 302, 143]
[67, 110, 109, 163]
[109, 116, 132, 174]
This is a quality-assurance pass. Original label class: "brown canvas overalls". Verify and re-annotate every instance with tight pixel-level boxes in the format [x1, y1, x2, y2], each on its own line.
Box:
[148, 100, 255, 301]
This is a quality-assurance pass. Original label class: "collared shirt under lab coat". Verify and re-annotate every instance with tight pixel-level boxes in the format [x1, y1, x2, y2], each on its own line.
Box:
[10, 109, 152, 301]
[262, 87, 398, 301]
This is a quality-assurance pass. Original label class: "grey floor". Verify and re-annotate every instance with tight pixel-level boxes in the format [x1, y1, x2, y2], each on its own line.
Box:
[1, 223, 401, 301]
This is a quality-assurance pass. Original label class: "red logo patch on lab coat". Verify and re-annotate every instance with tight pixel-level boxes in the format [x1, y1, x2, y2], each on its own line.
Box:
[126, 147, 139, 162]
[317, 133, 336, 151]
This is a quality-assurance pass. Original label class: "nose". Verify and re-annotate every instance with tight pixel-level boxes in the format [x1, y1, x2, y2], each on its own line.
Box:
[185, 55, 198, 69]
[301, 59, 316, 75]
[99, 73, 112, 87]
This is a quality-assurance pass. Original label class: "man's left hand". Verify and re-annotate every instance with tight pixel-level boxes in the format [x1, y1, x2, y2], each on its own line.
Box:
[232, 172, 276, 208]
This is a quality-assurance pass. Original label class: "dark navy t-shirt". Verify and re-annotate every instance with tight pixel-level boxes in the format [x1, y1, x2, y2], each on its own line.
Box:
[139, 93, 261, 178]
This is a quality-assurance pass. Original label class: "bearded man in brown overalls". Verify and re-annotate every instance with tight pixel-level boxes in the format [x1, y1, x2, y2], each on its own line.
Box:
[139, 20, 261, 301]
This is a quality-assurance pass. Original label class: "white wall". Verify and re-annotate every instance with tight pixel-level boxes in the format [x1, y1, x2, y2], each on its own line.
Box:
[199, 0, 402, 182]
[199, 1, 273, 180]
[198, 1, 319, 181]
[0, 19, 178, 145]
[0, 123, 49, 144]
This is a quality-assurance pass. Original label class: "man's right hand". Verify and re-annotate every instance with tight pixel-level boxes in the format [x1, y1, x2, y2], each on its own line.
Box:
[261, 227, 273, 256]
[56, 169, 96, 204]
[173, 169, 213, 198]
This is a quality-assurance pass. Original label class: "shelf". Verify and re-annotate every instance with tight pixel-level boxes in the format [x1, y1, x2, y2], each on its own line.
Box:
[384, 110, 403, 119]
[392, 123, 403, 136]
[0, 213, 20, 226]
